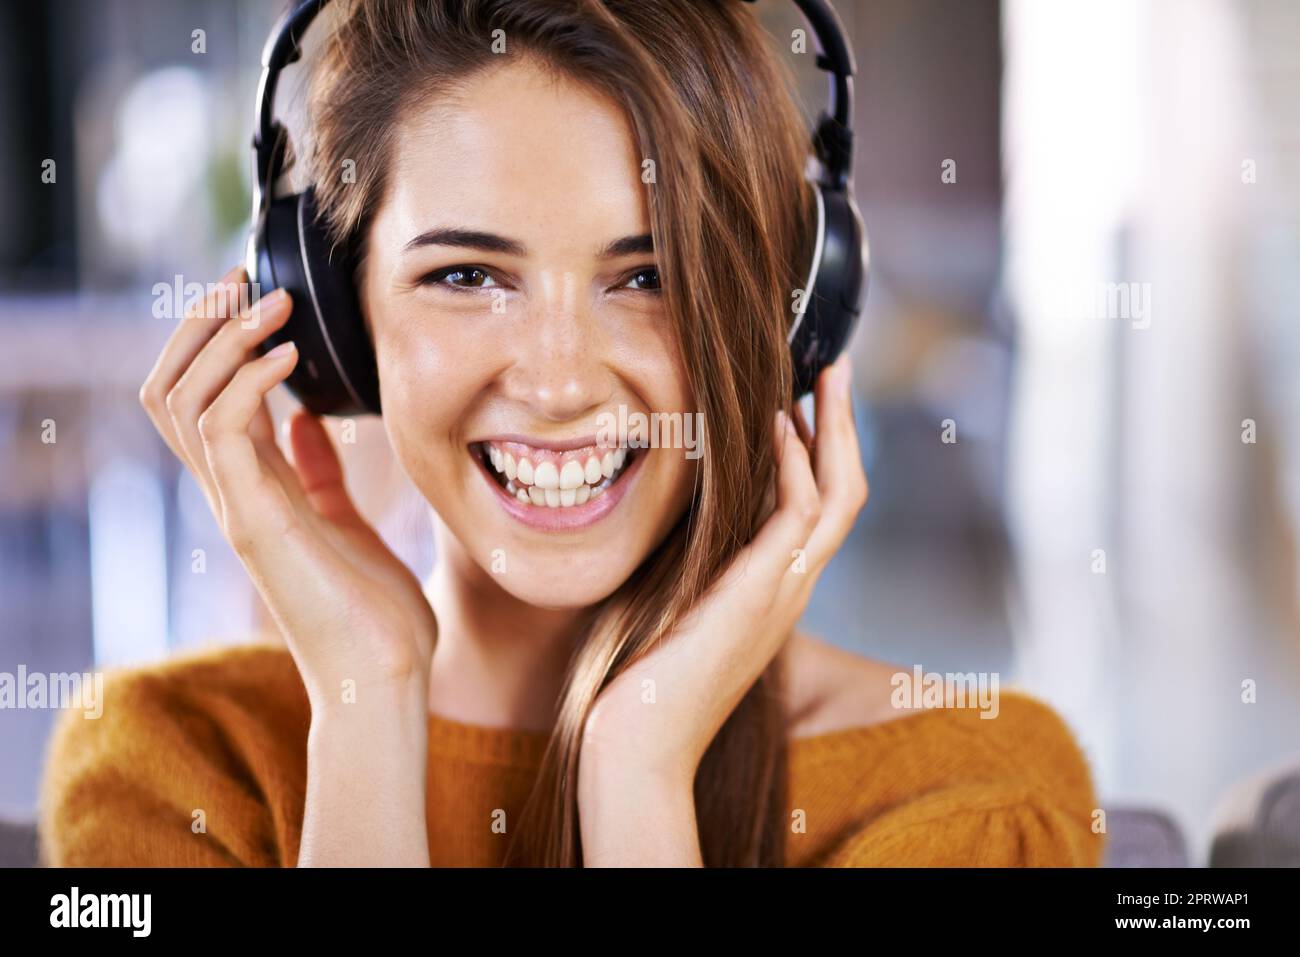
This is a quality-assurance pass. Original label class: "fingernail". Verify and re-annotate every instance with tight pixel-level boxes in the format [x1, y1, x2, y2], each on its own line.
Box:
[267, 340, 296, 359]
[244, 289, 288, 328]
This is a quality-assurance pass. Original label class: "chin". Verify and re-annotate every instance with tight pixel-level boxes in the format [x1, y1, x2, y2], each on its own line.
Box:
[486, 555, 636, 610]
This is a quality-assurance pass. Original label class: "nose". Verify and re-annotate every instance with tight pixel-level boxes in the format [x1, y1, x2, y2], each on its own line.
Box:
[499, 269, 613, 422]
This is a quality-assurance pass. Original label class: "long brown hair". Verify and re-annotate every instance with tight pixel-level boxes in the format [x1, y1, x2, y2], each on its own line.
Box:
[305, 0, 816, 866]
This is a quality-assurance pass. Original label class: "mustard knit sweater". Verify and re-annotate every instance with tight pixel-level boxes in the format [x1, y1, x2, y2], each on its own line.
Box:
[37, 643, 1105, 867]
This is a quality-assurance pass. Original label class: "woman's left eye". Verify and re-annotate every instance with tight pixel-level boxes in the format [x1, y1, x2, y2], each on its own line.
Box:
[620, 267, 661, 292]
[421, 266, 497, 290]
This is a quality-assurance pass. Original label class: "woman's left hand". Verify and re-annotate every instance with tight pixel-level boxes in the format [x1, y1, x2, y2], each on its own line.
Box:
[578, 354, 869, 865]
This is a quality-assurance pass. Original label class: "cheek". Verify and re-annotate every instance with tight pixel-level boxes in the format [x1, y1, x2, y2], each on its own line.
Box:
[615, 312, 685, 394]
[371, 315, 481, 490]
[375, 315, 455, 412]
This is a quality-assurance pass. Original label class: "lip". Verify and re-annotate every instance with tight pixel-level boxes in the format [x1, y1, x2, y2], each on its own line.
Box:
[472, 443, 644, 532]
[473, 433, 618, 453]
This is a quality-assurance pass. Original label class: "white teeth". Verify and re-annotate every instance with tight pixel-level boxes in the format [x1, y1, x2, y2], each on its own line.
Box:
[484, 441, 634, 509]
[534, 461, 560, 490]
[559, 460, 585, 491]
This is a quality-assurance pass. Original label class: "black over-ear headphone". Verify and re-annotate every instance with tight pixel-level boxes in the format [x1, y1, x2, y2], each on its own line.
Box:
[247, 0, 868, 415]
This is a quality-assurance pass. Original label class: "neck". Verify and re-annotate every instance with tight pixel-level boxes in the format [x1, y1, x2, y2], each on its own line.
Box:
[423, 517, 591, 733]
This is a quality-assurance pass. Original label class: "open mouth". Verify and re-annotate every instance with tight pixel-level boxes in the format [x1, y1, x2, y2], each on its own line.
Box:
[471, 440, 638, 509]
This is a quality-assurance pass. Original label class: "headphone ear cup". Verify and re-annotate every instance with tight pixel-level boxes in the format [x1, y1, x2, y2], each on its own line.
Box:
[789, 184, 868, 398]
[249, 187, 381, 416]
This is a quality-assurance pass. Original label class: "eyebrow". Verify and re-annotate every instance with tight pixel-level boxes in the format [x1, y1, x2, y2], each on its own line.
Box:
[402, 227, 654, 260]
[403, 228, 525, 256]
[598, 233, 654, 258]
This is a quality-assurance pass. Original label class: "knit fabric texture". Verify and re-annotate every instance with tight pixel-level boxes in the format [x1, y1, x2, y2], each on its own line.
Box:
[37, 643, 1105, 867]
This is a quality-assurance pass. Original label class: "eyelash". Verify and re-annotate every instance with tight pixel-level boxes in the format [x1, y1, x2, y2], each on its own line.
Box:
[418, 265, 661, 295]
[419, 266, 499, 292]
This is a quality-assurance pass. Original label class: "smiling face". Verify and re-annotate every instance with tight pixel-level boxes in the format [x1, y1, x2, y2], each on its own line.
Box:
[359, 57, 699, 609]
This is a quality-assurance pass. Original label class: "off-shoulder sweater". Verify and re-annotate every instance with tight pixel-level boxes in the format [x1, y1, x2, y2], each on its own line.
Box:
[36, 643, 1105, 867]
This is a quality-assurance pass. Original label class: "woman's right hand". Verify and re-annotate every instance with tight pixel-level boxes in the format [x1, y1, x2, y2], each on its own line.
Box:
[139, 265, 438, 709]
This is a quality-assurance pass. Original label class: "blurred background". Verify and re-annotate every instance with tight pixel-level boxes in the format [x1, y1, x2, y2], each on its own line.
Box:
[1, 0, 1298, 866]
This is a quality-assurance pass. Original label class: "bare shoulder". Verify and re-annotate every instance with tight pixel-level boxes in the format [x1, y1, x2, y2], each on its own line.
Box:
[782, 630, 922, 739]
[782, 634, 1097, 786]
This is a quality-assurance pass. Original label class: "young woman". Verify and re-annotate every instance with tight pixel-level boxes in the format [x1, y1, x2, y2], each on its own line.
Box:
[39, 0, 1103, 867]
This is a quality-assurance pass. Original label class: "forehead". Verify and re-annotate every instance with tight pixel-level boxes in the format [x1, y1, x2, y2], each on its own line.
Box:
[381, 58, 649, 249]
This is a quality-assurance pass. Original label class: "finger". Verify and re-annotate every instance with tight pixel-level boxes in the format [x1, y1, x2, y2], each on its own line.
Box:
[286, 410, 369, 526]
[675, 412, 820, 682]
[240, 401, 287, 501]
[791, 399, 814, 452]
[198, 344, 376, 638]
[213, 384, 320, 540]
[726, 410, 821, 588]
[168, 289, 292, 488]
[250, 397, 277, 446]
[197, 342, 302, 551]
[139, 263, 249, 463]
[804, 355, 869, 566]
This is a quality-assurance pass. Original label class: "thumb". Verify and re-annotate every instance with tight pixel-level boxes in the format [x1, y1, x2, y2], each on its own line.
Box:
[285, 409, 364, 525]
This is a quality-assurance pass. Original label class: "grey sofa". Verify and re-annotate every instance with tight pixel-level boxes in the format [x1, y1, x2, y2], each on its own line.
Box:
[0, 818, 38, 868]
[1207, 756, 1300, 867]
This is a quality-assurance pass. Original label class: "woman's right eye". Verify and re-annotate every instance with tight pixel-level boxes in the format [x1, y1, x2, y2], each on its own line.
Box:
[420, 266, 498, 290]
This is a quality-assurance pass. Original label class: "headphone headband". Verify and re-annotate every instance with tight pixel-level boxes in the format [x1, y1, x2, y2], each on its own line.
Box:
[743, 0, 856, 188]
[251, 0, 858, 212]
[250, 0, 328, 220]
